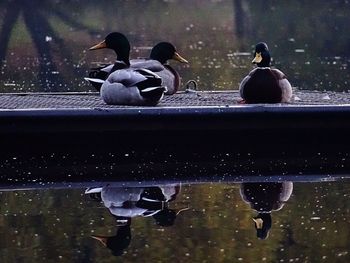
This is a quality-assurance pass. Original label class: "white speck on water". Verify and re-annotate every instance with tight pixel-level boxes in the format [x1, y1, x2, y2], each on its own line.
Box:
[4, 83, 16, 86]
[337, 251, 348, 257]
[310, 216, 321, 220]
[295, 49, 305, 53]
[232, 52, 251, 56]
[45, 36, 53, 42]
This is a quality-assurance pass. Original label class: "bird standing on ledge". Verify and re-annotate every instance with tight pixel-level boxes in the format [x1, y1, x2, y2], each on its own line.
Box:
[239, 42, 293, 103]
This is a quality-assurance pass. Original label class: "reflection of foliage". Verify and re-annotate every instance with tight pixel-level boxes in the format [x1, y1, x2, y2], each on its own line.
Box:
[1, 182, 350, 262]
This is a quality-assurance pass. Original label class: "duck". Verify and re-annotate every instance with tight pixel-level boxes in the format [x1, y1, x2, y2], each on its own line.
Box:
[240, 182, 293, 239]
[85, 32, 166, 106]
[87, 39, 188, 95]
[133, 42, 189, 95]
[239, 42, 293, 103]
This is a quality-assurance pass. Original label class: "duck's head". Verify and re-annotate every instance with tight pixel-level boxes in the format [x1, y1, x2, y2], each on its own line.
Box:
[150, 42, 188, 64]
[89, 32, 130, 66]
[252, 42, 270, 67]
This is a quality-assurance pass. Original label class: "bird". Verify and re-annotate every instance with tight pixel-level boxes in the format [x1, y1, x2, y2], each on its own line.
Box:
[85, 32, 166, 106]
[87, 39, 188, 95]
[132, 42, 189, 95]
[239, 42, 293, 103]
[240, 182, 293, 239]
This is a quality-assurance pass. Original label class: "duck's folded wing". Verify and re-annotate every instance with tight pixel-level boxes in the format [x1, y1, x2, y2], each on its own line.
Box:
[107, 69, 147, 87]
[134, 68, 162, 90]
[130, 59, 164, 72]
[271, 69, 293, 102]
[239, 75, 251, 97]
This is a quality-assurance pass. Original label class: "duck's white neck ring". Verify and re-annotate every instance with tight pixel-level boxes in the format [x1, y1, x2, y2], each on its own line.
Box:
[256, 67, 271, 70]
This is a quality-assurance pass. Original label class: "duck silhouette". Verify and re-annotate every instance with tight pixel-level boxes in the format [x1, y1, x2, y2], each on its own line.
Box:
[87, 183, 185, 256]
[240, 182, 293, 239]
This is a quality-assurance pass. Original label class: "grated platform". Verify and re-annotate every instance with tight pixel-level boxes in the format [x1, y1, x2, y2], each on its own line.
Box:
[0, 90, 349, 156]
[0, 90, 349, 110]
[0, 90, 350, 183]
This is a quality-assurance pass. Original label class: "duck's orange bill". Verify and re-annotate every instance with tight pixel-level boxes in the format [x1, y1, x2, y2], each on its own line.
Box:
[89, 40, 107, 50]
[173, 52, 189, 63]
[91, 235, 108, 246]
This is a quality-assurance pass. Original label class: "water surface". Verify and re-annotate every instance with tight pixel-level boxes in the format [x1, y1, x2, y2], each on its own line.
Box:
[0, 179, 349, 262]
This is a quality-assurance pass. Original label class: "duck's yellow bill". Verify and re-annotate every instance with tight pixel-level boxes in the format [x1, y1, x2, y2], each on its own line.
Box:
[91, 235, 108, 246]
[173, 52, 189, 63]
[253, 218, 264, 229]
[252, 52, 263, 64]
[89, 40, 107, 50]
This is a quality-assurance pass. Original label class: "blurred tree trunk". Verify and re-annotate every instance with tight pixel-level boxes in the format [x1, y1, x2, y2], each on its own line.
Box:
[233, 0, 245, 38]
[0, 0, 21, 70]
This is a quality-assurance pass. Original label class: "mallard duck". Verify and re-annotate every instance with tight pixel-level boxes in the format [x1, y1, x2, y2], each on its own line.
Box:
[239, 42, 293, 103]
[85, 32, 166, 106]
[87, 39, 188, 95]
[240, 182, 293, 239]
[146, 42, 188, 95]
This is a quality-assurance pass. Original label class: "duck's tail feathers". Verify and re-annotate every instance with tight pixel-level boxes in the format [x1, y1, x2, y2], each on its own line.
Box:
[135, 69, 162, 91]
[85, 187, 103, 194]
[140, 86, 167, 104]
[86, 65, 111, 91]
[84, 77, 105, 92]
[84, 77, 105, 84]
[140, 86, 166, 93]
[89, 69, 109, 80]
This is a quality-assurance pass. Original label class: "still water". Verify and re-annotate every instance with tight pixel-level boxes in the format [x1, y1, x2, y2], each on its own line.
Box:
[0, 0, 350, 92]
[0, 179, 350, 262]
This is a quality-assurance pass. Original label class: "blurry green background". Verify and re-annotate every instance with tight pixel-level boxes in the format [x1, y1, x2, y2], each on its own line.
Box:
[0, 0, 349, 92]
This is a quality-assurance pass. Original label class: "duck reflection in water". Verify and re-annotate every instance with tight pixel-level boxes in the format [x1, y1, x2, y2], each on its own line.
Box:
[86, 183, 185, 256]
[239, 182, 293, 239]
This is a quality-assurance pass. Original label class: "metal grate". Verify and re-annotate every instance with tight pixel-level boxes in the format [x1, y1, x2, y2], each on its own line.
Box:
[0, 90, 349, 110]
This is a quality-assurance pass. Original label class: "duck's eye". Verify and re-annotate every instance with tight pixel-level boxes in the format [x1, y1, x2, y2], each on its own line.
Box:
[252, 52, 263, 64]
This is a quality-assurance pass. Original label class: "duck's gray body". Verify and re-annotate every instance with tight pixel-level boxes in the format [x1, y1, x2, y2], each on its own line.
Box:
[95, 59, 179, 95]
[99, 67, 165, 106]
